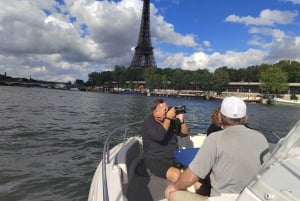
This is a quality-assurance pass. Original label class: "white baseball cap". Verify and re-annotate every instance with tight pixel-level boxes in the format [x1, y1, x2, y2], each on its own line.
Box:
[220, 96, 246, 118]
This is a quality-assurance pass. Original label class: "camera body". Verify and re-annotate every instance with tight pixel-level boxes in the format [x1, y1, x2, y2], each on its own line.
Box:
[169, 105, 186, 114]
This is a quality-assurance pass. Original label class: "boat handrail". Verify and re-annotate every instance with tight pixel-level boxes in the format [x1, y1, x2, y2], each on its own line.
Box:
[102, 121, 143, 201]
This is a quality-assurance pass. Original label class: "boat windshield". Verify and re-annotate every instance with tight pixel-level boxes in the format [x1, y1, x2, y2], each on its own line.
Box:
[238, 120, 300, 201]
[261, 120, 300, 171]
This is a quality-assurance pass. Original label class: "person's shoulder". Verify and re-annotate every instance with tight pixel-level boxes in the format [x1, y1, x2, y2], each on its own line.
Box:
[242, 126, 268, 139]
[207, 123, 222, 135]
[201, 130, 224, 149]
[144, 115, 153, 120]
[143, 115, 154, 124]
[243, 125, 262, 134]
[206, 129, 224, 140]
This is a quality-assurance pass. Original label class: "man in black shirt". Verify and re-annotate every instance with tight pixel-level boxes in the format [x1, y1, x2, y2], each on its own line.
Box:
[142, 99, 190, 182]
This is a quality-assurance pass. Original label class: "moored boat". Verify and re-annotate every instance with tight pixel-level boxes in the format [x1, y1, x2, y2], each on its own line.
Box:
[88, 120, 300, 201]
[208, 95, 262, 103]
[273, 97, 300, 105]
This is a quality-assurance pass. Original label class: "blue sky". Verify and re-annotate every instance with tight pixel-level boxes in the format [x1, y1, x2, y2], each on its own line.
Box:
[153, 0, 299, 55]
[0, 0, 299, 82]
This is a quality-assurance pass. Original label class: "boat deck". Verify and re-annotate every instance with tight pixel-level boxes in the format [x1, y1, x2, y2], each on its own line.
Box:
[127, 173, 168, 201]
[124, 135, 207, 201]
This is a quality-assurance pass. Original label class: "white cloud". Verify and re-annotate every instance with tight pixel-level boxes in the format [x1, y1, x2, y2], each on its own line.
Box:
[249, 27, 286, 39]
[152, 16, 197, 47]
[247, 35, 272, 48]
[225, 9, 298, 26]
[0, 0, 199, 82]
[161, 52, 186, 68]
[179, 49, 267, 72]
[266, 36, 300, 61]
[203, 41, 211, 47]
[0, 0, 299, 82]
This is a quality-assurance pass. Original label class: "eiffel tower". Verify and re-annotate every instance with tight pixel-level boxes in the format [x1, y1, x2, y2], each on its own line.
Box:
[129, 0, 157, 68]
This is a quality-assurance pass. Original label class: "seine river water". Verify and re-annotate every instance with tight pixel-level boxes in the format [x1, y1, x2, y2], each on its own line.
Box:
[0, 86, 299, 201]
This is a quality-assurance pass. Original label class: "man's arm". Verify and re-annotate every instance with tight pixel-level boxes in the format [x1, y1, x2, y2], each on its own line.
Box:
[162, 107, 176, 131]
[180, 122, 190, 135]
[176, 113, 190, 135]
[163, 116, 173, 131]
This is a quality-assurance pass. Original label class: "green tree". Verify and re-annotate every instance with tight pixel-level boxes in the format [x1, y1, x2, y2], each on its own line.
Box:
[127, 68, 144, 81]
[276, 60, 300, 82]
[144, 67, 157, 91]
[170, 69, 185, 90]
[212, 68, 229, 94]
[259, 66, 288, 94]
[192, 69, 212, 91]
[74, 79, 86, 90]
[161, 74, 168, 89]
[75, 79, 84, 85]
[87, 72, 102, 86]
[113, 65, 127, 87]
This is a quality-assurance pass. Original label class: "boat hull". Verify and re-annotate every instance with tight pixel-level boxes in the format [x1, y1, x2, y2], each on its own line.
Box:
[273, 98, 300, 105]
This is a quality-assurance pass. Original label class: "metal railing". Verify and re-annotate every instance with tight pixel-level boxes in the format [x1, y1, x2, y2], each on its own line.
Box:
[102, 121, 143, 201]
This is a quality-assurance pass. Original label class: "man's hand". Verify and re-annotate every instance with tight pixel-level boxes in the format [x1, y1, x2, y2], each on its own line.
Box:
[176, 113, 184, 123]
[166, 107, 176, 119]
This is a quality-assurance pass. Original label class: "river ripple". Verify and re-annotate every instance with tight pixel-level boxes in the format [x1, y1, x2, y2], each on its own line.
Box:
[0, 86, 299, 201]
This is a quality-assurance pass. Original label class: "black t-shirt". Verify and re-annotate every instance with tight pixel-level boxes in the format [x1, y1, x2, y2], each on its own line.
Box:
[142, 115, 182, 159]
[207, 123, 222, 135]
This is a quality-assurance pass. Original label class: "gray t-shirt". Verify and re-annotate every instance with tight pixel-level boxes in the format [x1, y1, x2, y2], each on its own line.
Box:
[189, 125, 270, 196]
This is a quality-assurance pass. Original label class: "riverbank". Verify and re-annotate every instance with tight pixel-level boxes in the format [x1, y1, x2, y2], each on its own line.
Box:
[2, 82, 299, 105]
[135, 89, 300, 105]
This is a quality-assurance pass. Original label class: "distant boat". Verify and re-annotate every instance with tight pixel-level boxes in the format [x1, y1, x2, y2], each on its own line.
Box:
[241, 96, 262, 103]
[209, 95, 262, 103]
[117, 89, 147, 96]
[273, 97, 300, 105]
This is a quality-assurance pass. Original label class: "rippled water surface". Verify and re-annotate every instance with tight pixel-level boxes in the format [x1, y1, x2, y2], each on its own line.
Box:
[0, 86, 299, 201]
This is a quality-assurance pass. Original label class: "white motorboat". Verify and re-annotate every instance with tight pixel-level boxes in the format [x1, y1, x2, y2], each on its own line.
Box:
[88, 120, 300, 201]
[273, 97, 300, 105]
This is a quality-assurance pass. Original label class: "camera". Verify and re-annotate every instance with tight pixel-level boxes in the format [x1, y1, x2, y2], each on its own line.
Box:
[169, 105, 186, 114]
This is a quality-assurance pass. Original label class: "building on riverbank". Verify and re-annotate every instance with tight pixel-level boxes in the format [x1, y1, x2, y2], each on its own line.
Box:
[148, 82, 300, 103]
[225, 82, 300, 94]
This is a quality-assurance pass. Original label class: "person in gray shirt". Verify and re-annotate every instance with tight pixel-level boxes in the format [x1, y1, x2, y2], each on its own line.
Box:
[165, 96, 270, 201]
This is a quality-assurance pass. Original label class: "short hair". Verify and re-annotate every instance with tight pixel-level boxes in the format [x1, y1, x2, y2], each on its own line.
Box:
[150, 99, 165, 113]
[221, 114, 247, 126]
